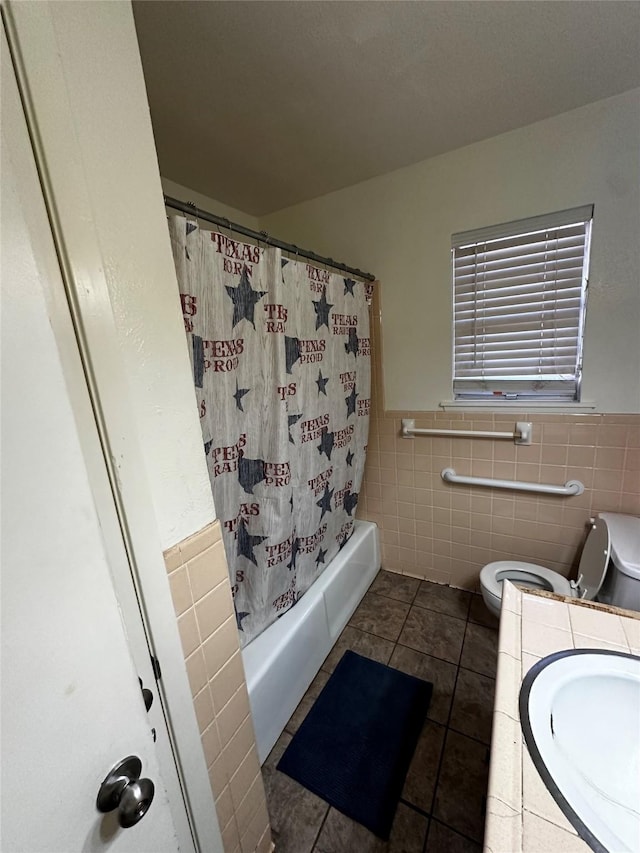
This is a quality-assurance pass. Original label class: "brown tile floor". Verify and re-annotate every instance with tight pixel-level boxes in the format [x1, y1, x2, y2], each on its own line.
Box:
[262, 570, 500, 853]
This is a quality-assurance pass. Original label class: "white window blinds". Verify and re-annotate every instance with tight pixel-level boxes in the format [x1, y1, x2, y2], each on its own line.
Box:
[452, 205, 593, 401]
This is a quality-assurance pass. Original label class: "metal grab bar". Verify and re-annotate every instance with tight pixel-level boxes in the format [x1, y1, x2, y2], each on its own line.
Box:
[441, 468, 584, 496]
[401, 418, 532, 445]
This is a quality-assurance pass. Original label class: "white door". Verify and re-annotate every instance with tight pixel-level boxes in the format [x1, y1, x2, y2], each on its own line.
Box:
[0, 24, 186, 853]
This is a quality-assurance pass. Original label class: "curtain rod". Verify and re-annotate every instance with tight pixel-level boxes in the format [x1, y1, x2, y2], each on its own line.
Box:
[164, 195, 376, 282]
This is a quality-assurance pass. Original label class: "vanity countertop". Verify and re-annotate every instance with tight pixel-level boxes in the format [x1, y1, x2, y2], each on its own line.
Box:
[484, 583, 640, 853]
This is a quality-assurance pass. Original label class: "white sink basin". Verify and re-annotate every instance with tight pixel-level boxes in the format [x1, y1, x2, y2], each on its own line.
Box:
[520, 649, 640, 853]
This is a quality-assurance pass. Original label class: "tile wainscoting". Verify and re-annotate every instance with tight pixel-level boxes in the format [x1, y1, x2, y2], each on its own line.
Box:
[164, 521, 272, 853]
[356, 284, 640, 590]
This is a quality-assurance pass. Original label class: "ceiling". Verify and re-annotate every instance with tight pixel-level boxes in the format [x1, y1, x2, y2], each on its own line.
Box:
[133, 1, 640, 216]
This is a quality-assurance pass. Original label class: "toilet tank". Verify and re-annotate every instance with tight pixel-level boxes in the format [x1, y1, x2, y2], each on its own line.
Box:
[597, 513, 640, 613]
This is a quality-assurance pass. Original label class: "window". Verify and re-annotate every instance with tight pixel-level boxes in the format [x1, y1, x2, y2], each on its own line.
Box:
[452, 205, 593, 402]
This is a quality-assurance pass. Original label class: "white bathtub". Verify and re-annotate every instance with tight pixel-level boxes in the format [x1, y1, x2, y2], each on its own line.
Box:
[241, 520, 381, 764]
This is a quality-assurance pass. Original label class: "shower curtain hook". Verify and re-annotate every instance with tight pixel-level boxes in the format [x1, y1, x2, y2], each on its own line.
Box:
[183, 201, 199, 242]
[186, 200, 198, 227]
[259, 231, 271, 260]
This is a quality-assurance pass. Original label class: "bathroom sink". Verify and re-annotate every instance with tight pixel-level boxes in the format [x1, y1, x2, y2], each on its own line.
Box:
[520, 649, 640, 853]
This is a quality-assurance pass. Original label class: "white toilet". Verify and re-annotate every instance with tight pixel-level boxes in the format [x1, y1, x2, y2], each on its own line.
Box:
[480, 512, 640, 618]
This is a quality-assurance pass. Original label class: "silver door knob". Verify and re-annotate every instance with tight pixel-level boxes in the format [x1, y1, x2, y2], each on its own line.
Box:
[96, 755, 155, 828]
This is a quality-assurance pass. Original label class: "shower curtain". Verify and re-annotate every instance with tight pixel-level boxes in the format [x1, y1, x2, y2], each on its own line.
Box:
[169, 216, 371, 646]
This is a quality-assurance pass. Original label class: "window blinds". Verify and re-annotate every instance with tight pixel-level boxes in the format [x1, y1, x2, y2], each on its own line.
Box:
[452, 206, 593, 401]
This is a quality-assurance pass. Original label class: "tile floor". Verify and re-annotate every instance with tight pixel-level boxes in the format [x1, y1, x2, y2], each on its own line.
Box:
[262, 570, 500, 853]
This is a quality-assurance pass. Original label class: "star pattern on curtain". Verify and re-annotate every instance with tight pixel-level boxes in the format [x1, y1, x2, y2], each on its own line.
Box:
[316, 370, 329, 395]
[343, 278, 356, 296]
[225, 266, 267, 328]
[313, 287, 334, 330]
[316, 485, 334, 520]
[169, 216, 371, 646]
[345, 386, 358, 417]
[233, 380, 251, 411]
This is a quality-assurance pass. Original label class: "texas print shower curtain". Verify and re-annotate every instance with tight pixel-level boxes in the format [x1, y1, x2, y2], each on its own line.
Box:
[169, 216, 371, 646]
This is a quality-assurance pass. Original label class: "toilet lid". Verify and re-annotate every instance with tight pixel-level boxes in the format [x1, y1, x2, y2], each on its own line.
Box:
[577, 517, 611, 599]
[598, 512, 640, 579]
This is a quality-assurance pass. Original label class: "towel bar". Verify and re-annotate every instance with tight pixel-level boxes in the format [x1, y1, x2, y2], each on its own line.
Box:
[401, 419, 532, 445]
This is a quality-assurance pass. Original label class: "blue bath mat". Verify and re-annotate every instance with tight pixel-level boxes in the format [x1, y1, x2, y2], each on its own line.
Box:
[276, 650, 432, 839]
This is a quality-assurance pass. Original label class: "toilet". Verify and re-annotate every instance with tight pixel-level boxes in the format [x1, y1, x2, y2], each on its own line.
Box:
[480, 512, 640, 618]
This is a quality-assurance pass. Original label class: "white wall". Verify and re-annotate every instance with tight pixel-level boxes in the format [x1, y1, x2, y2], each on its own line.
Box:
[72, 14, 216, 546]
[16, 2, 217, 548]
[262, 89, 640, 413]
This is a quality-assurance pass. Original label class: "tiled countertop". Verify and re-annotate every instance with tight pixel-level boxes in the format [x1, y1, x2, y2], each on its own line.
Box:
[483, 583, 640, 853]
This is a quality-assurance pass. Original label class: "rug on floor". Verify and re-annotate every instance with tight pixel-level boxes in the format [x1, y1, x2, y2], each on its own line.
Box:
[277, 650, 433, 839]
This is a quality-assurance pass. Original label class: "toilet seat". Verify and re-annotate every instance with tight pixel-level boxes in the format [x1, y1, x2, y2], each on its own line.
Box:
[479, 515, 631, 618]
[480, 561, 573, 608]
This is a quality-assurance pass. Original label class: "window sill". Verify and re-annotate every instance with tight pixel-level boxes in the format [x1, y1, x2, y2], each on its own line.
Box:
[439, 400, 597, 413]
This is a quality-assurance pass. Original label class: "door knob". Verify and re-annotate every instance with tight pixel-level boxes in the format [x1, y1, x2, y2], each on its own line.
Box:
[96, 755, 155, 828]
